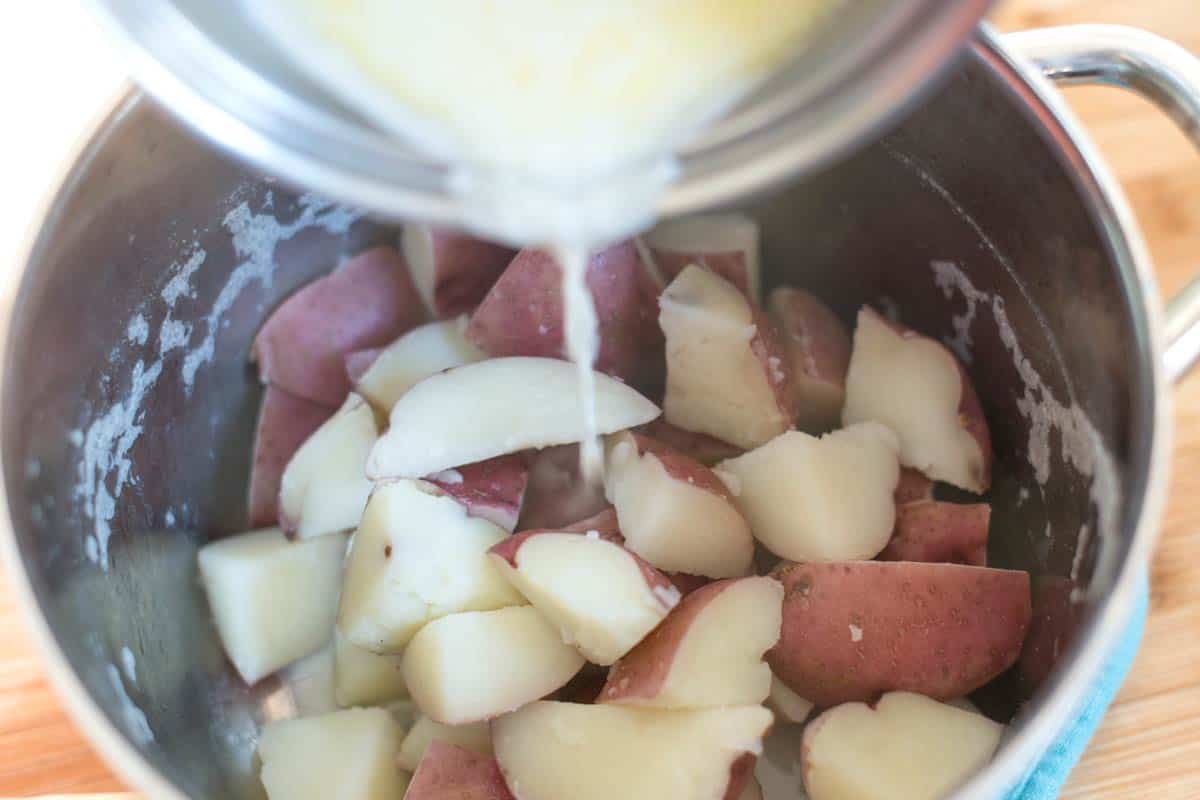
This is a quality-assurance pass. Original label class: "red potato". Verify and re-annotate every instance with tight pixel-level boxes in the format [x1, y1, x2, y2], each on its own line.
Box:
[644, 212, 761, 301]
[401, 223, 517, 318]
[636, 419, 744, 466]
[278, 393, 378, 539]
[800, 692, 1003, 800]
[343, 347, 383, 385]
[492, 701, 772, 800]
[401, 606, 585, 725]
[247, 386, 334, 528]
[715, 423, 901, 563]
[489, 530, 680, 665]
[253, 246, 426, 406]
[767, 287, 851, 432]
[367, 358, 660, 480]
[894, 467, 934, 506]
[879, 501, 991, 567]
[347, 316, 485, 418]
[767, 561, 1031, 707]
[428, 454, 530, 533]
[516, 445, 612, 531]
[465, 241, 657, 382]
[557, 506, 712, 597]
[659, 265, 795, 450]
[600, 577, 782, 709]
[605, 431, 754, 579]
[405, 741, 515, 800]
[843, 307, 993, 493]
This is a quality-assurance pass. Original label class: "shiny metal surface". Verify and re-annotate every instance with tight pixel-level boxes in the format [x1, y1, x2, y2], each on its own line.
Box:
[1006, 25, 1200, 384]
[84, 0, 991, 232]
[0, 25, 1194, 800]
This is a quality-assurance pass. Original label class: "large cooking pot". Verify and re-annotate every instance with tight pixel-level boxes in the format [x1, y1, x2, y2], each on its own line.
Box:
[4, 24, 1200, 800]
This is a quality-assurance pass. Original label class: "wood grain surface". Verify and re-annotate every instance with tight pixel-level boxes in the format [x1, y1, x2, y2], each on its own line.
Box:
[1, 0, 1198, 797]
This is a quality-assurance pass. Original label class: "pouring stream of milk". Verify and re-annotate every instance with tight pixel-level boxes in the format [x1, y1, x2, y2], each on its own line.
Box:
[247, 0, 830, 479]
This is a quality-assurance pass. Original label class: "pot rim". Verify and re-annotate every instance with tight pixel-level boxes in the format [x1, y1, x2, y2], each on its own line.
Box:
[0, 26, 1171, 800]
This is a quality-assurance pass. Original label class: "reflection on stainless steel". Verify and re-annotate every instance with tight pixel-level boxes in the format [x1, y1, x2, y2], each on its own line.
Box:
[3, 24, 1199, 800]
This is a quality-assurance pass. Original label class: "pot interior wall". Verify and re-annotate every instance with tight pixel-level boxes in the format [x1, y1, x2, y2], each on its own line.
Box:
[3, 44, 1152, 799]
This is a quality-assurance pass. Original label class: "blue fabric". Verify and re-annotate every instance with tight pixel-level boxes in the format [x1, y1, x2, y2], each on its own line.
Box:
[1004, 575, 1149, 799]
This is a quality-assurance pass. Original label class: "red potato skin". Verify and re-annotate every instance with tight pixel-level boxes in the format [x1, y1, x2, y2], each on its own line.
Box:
[768, 287, 851, 431]
[750, 308, 799, 426]
[650, 249, 751, 298]
[768, 288, 851, 386]
[405, 740, 515, 800]
[246, 386, 335, 528]
[343, 347, 383, 385]
[865, 307, 993, 493]
[489, 527, 679, 601]
[252, 246, 426, 405]
[767, 561, 1031, 707]
[465, 241, 657, 382]
[722, 754, 758, 800]
[429, 454, 530, 533]
[879, 501, 990, 567]
[599, 578, 774, 705]
[516, 445, 610, 531]
[416, 227, 517, 318]
[636, 419, 744, 466]
[894, 467, 935, 505]
[625, 432, 739, 504]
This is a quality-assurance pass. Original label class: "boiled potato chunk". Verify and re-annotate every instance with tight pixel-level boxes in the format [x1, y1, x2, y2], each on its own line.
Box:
[198, 528, 344, 685]
[801, 692, 1003, 800]
[398, 716, 493, 772]
[258, 707, 407, 800]
[338, 480, 522, 653]
[493, 701, 771, 800]
[404, 740, 514, 800]
[333, 628, 407, 708]
[402, 606, 585, 724]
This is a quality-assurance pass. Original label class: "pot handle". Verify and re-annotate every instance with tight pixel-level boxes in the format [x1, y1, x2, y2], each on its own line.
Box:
[1005, 25, 1200, 383]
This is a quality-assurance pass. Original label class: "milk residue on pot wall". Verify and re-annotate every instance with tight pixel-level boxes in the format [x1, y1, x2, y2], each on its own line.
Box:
[73, 192, 362, 570]
[931, 260, 1120, 600]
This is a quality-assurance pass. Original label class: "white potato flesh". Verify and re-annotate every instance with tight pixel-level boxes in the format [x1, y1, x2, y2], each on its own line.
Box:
[282, 643, 337, 717]
[279, 393, 377, 539]
[493, 701, 772, 800]
[397, 716, 493, 772]
[401, 606, 585, 725]
[739, 777, 764, 800]
[660, 265, 789, 449]
[717, 423, 900, 562]
[258, 708, 407, 800]
[367, 357, 660, 479]
[605, 434, 753, 578]
[198, 528, 344, 685]
[767, 676, 814, 724]
[338, 480, 522, 653]
[489, 533, 680, 665]
[353, 316, 483, 416]
[334, 628, 407, 708]
[802, 692, 1003, 800]
[842, 308, 987, 492]
[603, 577, 781, 709]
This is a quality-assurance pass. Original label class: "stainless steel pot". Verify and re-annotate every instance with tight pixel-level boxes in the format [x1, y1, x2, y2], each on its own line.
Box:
[3, 24, 1200, 800]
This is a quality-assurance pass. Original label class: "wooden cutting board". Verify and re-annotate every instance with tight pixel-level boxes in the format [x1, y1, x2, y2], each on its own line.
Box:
[2, 0, 1198, 797]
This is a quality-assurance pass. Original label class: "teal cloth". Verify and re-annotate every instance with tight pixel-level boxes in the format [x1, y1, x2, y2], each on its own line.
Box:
[1004, 575, 1149, 799]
